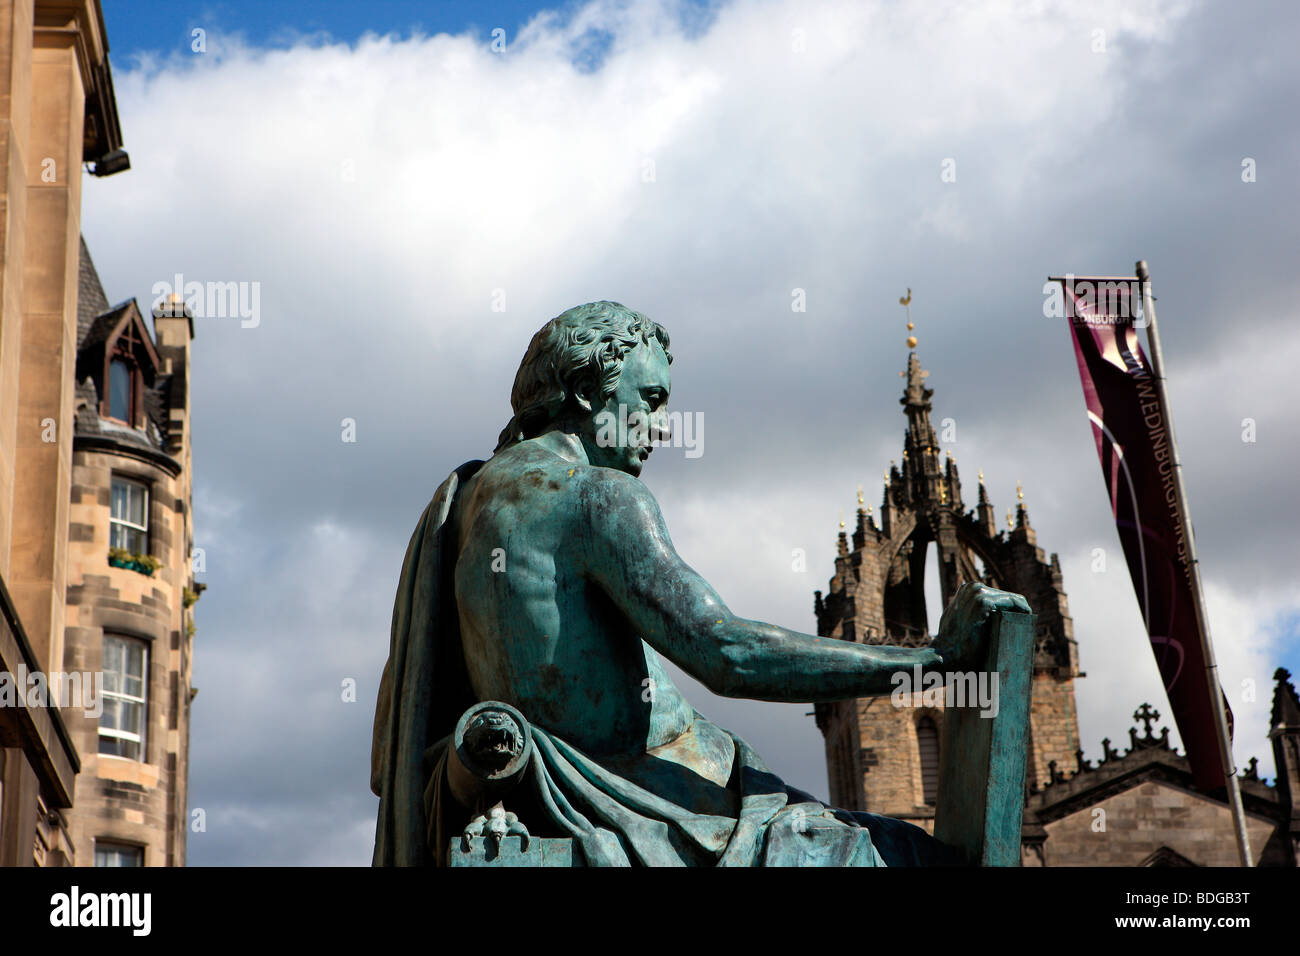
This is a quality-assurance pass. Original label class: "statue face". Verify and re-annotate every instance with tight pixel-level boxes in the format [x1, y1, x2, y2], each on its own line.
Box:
[582, 338, 671, 477]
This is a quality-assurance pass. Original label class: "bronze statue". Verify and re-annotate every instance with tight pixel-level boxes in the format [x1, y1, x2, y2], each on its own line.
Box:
[371, 301, 1030, 866]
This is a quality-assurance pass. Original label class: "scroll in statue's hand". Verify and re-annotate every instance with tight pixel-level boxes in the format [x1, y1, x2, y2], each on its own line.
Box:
[933, 582, 1031, 673]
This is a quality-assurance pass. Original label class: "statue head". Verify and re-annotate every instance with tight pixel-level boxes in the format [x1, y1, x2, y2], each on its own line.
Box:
[495, 301, 672, 476]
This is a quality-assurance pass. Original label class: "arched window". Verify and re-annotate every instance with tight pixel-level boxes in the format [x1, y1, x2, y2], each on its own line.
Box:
[917, 716, 940, 805]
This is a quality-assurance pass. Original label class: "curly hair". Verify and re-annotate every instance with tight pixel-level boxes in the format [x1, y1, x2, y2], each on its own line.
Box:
[494, 301, 672, 453]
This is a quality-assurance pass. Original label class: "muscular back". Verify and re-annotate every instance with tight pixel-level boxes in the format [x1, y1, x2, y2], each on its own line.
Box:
[451, 440, 696, 757]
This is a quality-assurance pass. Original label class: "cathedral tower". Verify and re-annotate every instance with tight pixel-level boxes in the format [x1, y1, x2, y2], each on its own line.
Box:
[813, 325, 1081, 832]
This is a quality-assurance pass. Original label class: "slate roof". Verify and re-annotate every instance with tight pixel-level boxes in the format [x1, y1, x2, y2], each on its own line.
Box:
[77, 234, 110, 348]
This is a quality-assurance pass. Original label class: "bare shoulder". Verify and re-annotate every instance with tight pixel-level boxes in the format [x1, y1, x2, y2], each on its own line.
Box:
[569, 465, 673, 555]
[472, 443, 668, 546]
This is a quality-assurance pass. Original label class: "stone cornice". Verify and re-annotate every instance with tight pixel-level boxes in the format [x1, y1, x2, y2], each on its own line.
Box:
[73, 433, 183, 478]
[34, 1, 123, 163]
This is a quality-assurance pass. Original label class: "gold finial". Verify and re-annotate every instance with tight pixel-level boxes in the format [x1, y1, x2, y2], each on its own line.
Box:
[857, 485, 864, 506]
[902, 448, 908, 459]
[978, 468, 984, 483]
[938, 482, 947, 504]
[1017, 480, 1024, 502]
[1006, 507, 1013, 530]
[900, 288, 917, 348]
[839, 511, 846, 530]
[867, 504, 873, 516]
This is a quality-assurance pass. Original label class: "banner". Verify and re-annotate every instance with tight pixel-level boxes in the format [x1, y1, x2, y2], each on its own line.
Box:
[1059, 276, 1230, 791]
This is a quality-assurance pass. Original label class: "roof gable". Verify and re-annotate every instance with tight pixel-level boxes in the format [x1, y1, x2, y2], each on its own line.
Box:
[77, 298, 160, 376]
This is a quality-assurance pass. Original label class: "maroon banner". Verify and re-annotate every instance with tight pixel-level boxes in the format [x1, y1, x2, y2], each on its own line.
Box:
[1060, 276, 1230, 791]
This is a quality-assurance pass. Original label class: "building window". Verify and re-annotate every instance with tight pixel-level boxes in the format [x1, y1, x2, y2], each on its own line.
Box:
[94, 842, 143, 867]
[108, 358, 132, 421]
[917, 716, 940, 806]
[103, 318, 146, 426]
[110, 476, 149, 553]
[99, 635, 148, 761]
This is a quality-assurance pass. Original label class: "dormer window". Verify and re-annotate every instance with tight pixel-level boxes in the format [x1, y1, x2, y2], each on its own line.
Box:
[108, 357, 133, 421]
[100, 311, 151, 428]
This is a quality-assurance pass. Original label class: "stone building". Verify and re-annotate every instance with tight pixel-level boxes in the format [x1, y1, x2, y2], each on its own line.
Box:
[61, 239, 199, 867]
[1, 0, 198, 867]
[0, 0, 125, 867]
[813, 341, 1298, 866]
[1020, 682, 1298, 866]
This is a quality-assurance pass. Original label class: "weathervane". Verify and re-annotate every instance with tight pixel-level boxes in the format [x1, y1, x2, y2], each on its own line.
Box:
[900, 287, 915, 347]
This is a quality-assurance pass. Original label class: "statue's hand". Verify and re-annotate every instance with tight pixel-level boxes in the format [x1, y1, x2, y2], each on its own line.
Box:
[461, 802, 531, 853]
[933, 582, 1030, 672]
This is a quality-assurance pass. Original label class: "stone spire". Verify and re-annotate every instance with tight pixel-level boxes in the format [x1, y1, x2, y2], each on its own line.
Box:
[814, 287, 1082, 812]
[899, 332, 943, 508]
[1014, 480, 1037, 544]
[977, 469, 998, 538]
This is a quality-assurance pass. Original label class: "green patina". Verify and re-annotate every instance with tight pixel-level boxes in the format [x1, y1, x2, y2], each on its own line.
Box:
[371, 301, 1033, 867]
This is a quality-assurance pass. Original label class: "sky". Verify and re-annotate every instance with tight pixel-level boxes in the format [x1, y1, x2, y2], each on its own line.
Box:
[83, 0, 1300, 865]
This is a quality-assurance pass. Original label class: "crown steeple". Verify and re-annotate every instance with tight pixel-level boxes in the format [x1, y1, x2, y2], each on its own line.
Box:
[815, 289, 1081, 813]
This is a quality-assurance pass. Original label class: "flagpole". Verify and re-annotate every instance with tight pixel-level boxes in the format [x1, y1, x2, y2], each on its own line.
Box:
[1135, 260, 1252, 867]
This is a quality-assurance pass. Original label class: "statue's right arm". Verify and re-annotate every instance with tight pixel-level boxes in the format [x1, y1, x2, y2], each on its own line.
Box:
[578, 469, 943, 702]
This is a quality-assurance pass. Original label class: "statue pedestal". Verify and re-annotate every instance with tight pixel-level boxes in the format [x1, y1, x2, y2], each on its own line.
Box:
[933, 608, 1035, 866]
[449, 836, 581, 867]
